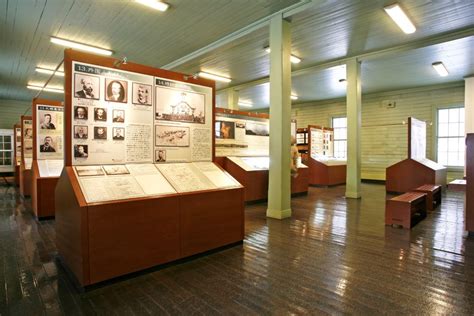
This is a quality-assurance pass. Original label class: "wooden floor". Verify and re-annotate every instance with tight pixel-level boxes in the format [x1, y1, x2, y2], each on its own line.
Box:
[1, 182, 474, 315]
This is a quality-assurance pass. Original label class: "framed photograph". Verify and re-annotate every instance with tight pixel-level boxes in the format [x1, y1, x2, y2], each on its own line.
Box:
[39, 112, 57, 130]
[105, 78, 128, 103]
[155, 125, 190, 147]
[112, 109, 125, 123]
[155, 86, 205, 124]
[74, 125, 88, 139]
[112, 127, 125, 140]
[155, 149, 166, 163]
[94, 107, 107, 122]
[74, 144, 89, 158]
[245, 121, 269, 136]
[24, 127, 33, 140]
[74, 106, 88, 120]
[132, 82, 152, 106]
[39, 135, 57, 153]
[75, 165, 104, 177]
[74, 73, 100, 100]
[215, 121, 235, 139]
[94, 126, 107, 140]
[103, 165, 130, 175]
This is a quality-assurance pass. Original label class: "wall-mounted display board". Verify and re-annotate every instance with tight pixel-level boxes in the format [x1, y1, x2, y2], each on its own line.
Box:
[466, 133, 474, 234]
[55, 49, 244, 287]
[386, 117, 447, 193]
[306, 125, 346, 186]
[13, 124, 21, 186]
[224, 156, 309, 202]
[31, 98, 64, 219]
[19, 116, 33, 197]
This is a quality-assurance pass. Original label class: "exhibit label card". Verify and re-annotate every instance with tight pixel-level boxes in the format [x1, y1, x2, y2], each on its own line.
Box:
[71, 61, 154, 165]
[37, 105, 64, 160]
[156, 163, 216, 193]
[37, 159, 64, 177]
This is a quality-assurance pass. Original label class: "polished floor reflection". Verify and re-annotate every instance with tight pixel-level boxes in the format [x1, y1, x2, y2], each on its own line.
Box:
[1, 183, 473, 315]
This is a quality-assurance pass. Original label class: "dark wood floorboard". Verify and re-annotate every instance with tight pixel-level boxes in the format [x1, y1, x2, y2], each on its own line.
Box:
[1, 183, 474, 315]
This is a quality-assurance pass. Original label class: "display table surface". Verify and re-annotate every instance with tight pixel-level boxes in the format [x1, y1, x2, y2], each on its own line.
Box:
[224, 156, 309, 202]
[55, 163, 244, 286]
[448, 179, 466, 191]
[307, 157, 346, 186]
[31, 160, 63, 219]
[386, 158, 447, 193]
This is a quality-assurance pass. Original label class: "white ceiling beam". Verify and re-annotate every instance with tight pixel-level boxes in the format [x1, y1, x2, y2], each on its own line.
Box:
[160, 0, 313, 70]
[219, 26, 474, 93]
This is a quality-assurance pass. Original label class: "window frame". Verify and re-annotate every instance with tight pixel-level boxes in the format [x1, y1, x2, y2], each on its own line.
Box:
[331, 115, 347, 159]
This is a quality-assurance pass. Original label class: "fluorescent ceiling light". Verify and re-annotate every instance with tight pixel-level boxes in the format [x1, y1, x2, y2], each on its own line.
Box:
[197, 71, 232, 83]
[264, 47, 301, 64]
[432, 61, 449, 77]
[238, 101, 253, 108]
[27, 85, 64, 93]
[135, 0, 169, 11]
[291, 95, 298, 100]
[35, 67, 64, 77]
[384, 3, 416, 34]
[50, 36, 113, 56]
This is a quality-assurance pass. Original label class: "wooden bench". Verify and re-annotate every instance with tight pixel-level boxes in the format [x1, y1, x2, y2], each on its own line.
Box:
[413, 184, 442, 211]
[386, 192, 427, 229]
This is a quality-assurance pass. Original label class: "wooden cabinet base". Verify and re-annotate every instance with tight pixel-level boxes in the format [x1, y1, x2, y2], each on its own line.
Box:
[32, 162, 58, 219]
[55, 167, 245, 287]
[308, 158, 346, 186]
[14, 165, 20, 186]
[19, 165, 32, 197]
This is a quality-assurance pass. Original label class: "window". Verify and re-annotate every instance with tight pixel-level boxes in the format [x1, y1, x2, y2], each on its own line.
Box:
[437, 107, 464, 167]
[0, 135, 13, 166]
[332, 117, 347, 159]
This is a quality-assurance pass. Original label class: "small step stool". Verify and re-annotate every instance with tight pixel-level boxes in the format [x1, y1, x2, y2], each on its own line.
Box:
[413, 184, 442, 211]
[386, 192, 427, 229]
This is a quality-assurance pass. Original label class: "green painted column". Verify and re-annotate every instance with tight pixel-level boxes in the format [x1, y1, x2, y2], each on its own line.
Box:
[345, 58, 362, 199]
[266, 15, 292, 219]
[228, 89, 238, 110]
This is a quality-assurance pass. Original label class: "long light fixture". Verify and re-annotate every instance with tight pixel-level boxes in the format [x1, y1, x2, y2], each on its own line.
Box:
[264, 47, 302, 64]
[238, 101, 253, 108]
[197, 71, 232, 83]
[27, 85, 64, 93]
[384, 3, 416, 34]
[135, 0, 169, 11]
[50, 36, 113, 56]
[291, 95, 298, 100]
[35, 67, 65, 77]
[432, 61, 449, 77]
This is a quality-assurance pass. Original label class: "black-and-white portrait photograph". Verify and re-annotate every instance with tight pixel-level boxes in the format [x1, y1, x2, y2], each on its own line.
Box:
[39, 113, 56, 130]
[74, 106, 88, 120]
[112, 109, 125, 123]
[105, 78, 128, 103]
[94, 107, 107, 121]
[74, 73, 100, 100]
[112, 127, 125, 140]
[94, 126, 107, 140]
[74, 144, 89, 158]
[155, 149, 166, 163]
[24, 127, 33, 139]
[39, 136, 56, 152]
[155, 86, 205, 124]
[132, 83, 152, 106]
[74, 125, 88, 139]
[245, 121, 270, 136]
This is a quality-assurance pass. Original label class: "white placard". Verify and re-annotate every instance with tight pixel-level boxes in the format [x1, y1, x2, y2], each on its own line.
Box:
[192, 162, 240, 188]
[37, 159, 64, 177]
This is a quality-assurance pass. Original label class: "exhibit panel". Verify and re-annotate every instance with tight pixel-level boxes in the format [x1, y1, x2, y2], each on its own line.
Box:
[56, 49, 244, 287]
[19, 116, 33, 197]
[386, 117, 447, 193]
[13, 124, 21, 185]
[32, 99, 64, 218]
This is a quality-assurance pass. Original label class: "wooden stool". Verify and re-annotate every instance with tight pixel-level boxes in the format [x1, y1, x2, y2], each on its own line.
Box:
[386, 192, 427, 229]
[413, 184, 442, 211]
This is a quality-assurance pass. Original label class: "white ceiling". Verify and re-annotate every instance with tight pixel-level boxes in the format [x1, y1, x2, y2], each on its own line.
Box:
[0, 0, 473, 117]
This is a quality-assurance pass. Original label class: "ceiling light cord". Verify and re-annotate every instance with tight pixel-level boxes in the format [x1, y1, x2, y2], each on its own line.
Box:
[31, 59, 64, 102]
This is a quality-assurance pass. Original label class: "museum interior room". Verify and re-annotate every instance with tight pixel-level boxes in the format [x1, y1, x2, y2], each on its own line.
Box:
[1, 0, 474, 314]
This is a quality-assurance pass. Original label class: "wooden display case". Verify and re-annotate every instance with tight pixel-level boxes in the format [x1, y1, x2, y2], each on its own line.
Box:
[56, 49, 245, 287]
[224, 156, 309, 202]
[19, 115, 32, 197]
[465, 133, 474, 234]
[32, 98, 63, 219]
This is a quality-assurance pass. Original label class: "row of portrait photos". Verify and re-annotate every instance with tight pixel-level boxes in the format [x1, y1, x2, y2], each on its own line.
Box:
[74, 106, 126, 123]
[74, 126, 125, 141]
[74, 73, 152, 106]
